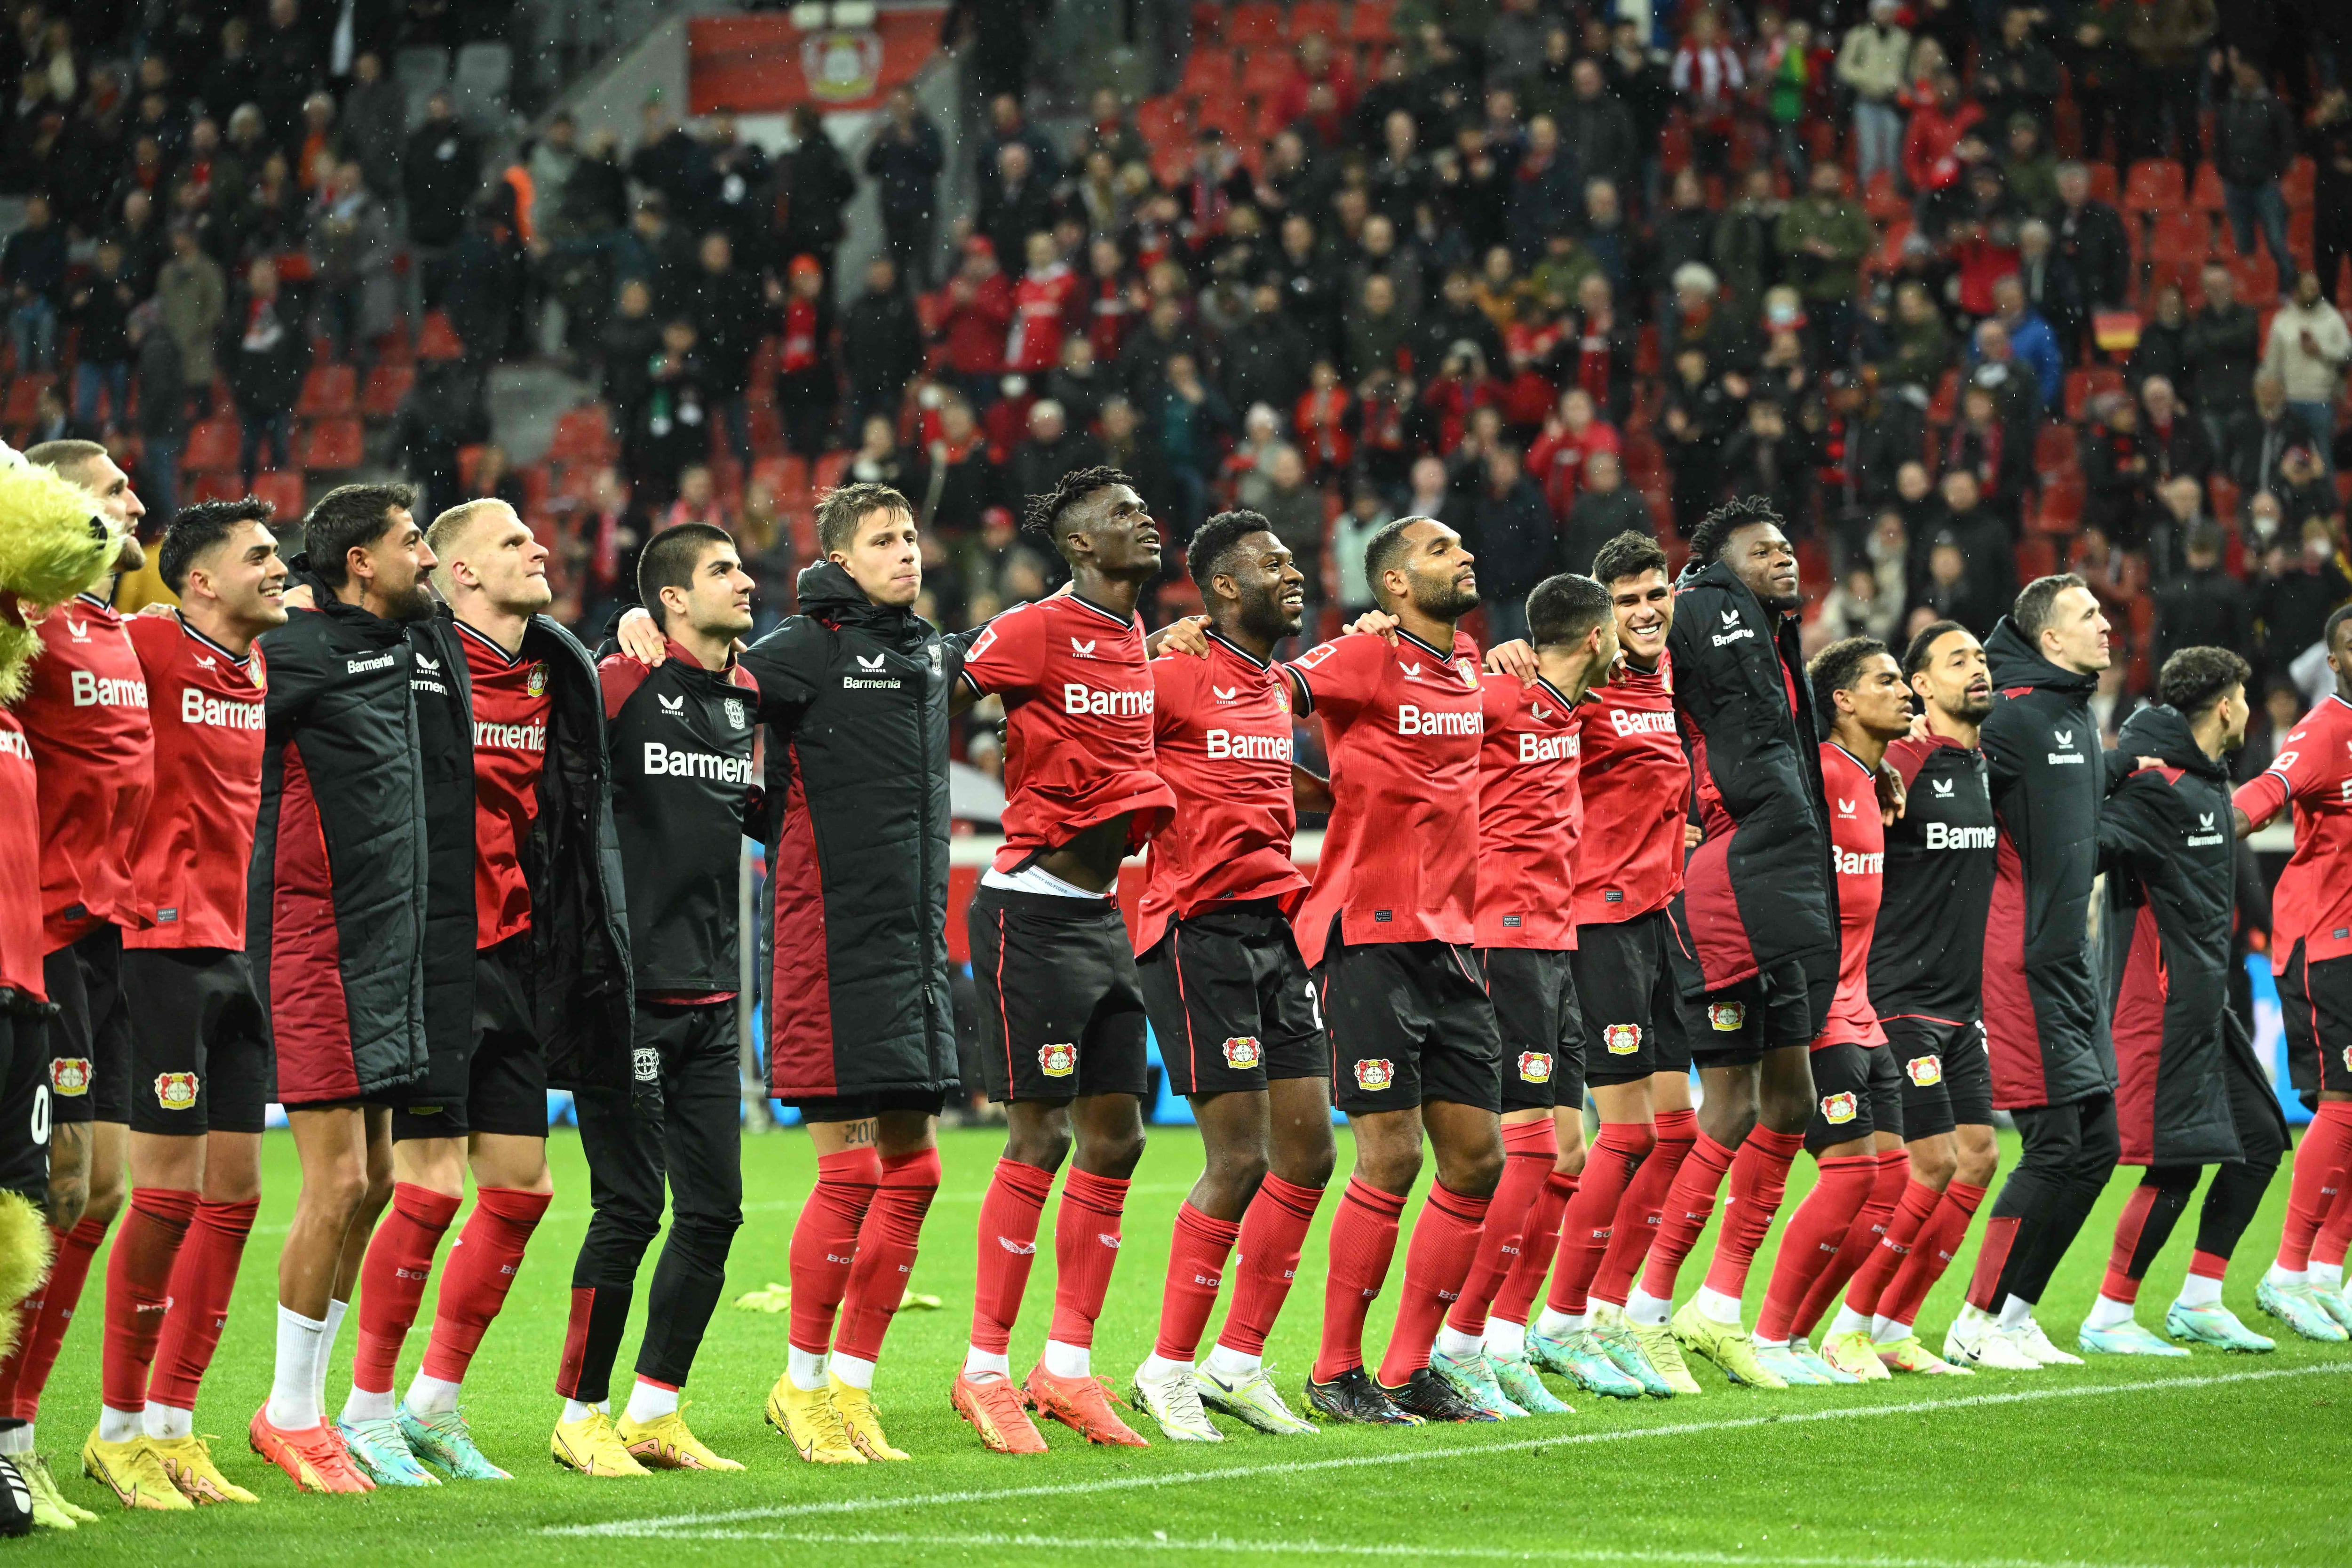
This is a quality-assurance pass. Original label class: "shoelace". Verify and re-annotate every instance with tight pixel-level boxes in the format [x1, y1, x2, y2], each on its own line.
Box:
[1155, 1369, 1214, 1429]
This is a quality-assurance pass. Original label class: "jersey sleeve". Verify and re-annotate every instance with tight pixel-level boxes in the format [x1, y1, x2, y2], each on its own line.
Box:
[2249, 721, 2336, 822]
[954, 603, 1046, 699]
[124, 612, 173, 677]
[1285, 633, 1386, 723]
[596, 653, 650, 723]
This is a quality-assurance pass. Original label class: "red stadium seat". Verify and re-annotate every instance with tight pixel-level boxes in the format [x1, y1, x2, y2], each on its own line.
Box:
[2189, 162, 2226, 214]
[2225, 252, 2278, 304]
[1180, 47, 1237, 98]
[182, 416, 240, 473]
[2064, 366, 2124, 421]
[2015, 536, 2057, 582]
[2124, 159, 2185, 215]
[300, 417, 364, 472]
[2147, 209, 2213, 267]
[249, 470, 305, 519]
[1, 373, 52, 428]
[752, 454, 810, 504]
[416, 310, 465, 361]
[359, 362, 414, 420]
[1346, 0, 1394, 44]
[296, 364, 356, 419]
[2086, 164, 2119, 206]
[1241, 47, 1293, 98]
[2033, 422, 2080, 477]
[458, 443, 489, 490]
[2284, 156, 2315, 209]
[548, 405, 617, 466]
[2034, 476, 2084, 532]
[1292, 1, 1343, 43]
[1228, 2, 1283, 46]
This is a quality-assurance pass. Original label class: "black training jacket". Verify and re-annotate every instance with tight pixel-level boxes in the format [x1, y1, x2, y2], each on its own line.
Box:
[1979, 617, 2119, 1110]
[739, 562, 957, 1102]
[1664, 554, 1838, 1026]
[2099, 703, 2278, 1166]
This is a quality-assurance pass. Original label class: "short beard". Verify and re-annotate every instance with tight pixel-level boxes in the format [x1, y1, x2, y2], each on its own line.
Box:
[1414, 575, 1479, 621]
[384, 582, 437, 622]
[1756, 588, 1802, 614]
[1946, 690, 1994, 722]
[1234, 586, 1300, 646]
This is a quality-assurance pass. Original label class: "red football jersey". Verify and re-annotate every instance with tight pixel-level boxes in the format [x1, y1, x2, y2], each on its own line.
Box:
[1816, 743, 1887, 1049]
[17, 594, 153, 948]
[1135, 631, 1308, 954]
[1475, 676, 1584, 950]
[0, 710, 41, 1000]
[459, 621, 552, 949]
[958, 593, 1176, 876]
[1006, 262, 1077, 372]
[1289, 627, 1485, 968]
[123, 614, 267, 950]
[1571, 653, 1689, 926]
[2235, 693, 2352, 967]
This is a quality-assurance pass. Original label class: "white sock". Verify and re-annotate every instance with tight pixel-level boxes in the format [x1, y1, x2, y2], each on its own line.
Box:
[2175, 1272, 2223, 1308]
[1828, 1304, 1873, 1338]
[1531, 1306, 1582, 1338]
[2310, 1261, 2344, 1290]
[1482, 1318, 1526, 1359]
[2265, 1262, 2308, 1288]
[405, 1371, 461, 1417]
[1997, 1294, 2035, 1331]
[143, 1403, 193, 1441]
[1430, 1324, 1483, 1361]
[315, 1297, 348, 1399]
[1136, 1352, 1191, 1382]
[1201, 1343, 1260, 1383]
[97, 1405, 143, 1444]
[2084, 1294, 2136, 1330]
[1872, 1313, 1909, 1342]
[341, 1384, 396, 1423]
[624, 1381, 677, 1423]
[1694, 1286, 1744, 1326]
[1041, 1338, 1089, 1379]
[1752, 1334, 1787, 1349]
[1624, 1286, 1673, 1328]
[829, 1353, 876, 1391]
[962, 1345, 1010, 1380]
[0, 1425, 30, 1456]
[561, 1399, 602, 1423]
[267, 1305, 327, 1430]
[787, 1346, 829, 1392]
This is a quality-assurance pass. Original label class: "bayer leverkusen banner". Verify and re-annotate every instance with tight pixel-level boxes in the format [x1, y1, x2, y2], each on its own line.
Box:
[688, 7, 945, 115]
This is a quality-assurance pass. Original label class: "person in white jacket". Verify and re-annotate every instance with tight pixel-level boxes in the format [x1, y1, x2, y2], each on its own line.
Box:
[2264, 270, 2351, 479]
[1838, 0, 1912, 190]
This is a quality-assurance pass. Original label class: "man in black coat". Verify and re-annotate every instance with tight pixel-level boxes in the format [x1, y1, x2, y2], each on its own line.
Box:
[2053, 163, 2131, 316]
[1466, 446, 1556, 643]
[689, 232, 764, 471]
[224, 257, 311, 487]
[2082, 650, 2288, 1354]
[842, 256, 926, 429]
[866, 89, 947, 289]
[403, 92, 482, 304]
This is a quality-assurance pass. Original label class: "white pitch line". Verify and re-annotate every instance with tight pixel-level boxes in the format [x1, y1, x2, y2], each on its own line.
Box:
[635, 1528, 2205, 1568]
[543, 1360, 2352, 1539]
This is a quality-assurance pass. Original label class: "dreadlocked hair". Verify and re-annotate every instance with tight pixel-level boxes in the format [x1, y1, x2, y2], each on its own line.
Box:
[1023, 465, 1134, 555]
[1685, 494, 1785, 569]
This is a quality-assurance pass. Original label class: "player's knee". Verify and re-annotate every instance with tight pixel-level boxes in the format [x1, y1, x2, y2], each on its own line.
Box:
[1355, 1140, 1422, 1195]
[1602, 1120, 1657, 1162]
[1281, 1144, 1337, 1192]
[1003, 1123, 1072, 1171]
[670, 1207, 742, 1260]
[304, 1161, 372, 1224]
[1554, 1141, 1588, 1178]
[2146, 1163, 2200, 1198]
[1911, 1142, 1960, 1190]
[1201, 1143, 1269, 1206]
[79, 1179, 126, 1231]
[1440, 1141, 1507, 1199]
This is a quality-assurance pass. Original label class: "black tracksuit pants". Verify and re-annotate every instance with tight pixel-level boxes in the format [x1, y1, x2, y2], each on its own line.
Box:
[2109, 1050, 2288, 1287]
[557, 1000, 745, 1402]
[1981, 1090, 2122, 1310]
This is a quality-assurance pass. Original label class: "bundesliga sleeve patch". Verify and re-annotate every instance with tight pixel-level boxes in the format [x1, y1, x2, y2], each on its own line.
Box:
[153, 1072, 198, 1111]
[1039, 1043, 1078, 1078]
[48, 1058, 90, 1096]
[1820, 1091, 1859, 1124]
[1517, 1051, 1554, 1083]
[1221, 1036, 1261, 1069]
[1707, 1002, 1746, 1032]
[1352, 1058, 1395, 1091]
[1904, 1054, 1944, 1087]
[1603, 1024, 1642, 1055]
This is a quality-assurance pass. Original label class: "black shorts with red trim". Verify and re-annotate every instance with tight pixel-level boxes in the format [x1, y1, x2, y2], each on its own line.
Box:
[1317, 930, 1503, 1115]
[1572, 912, 1696, 1088]
[1692, 959, 1816, 1067]
[1137, 900, 1325, 1098]
[1480, 947, 1583, 1112]
[389, 931, 549, 1141]
[0, 1012, 50, 1204]
[2279, 941, 2352, 1107]
[122, 948, 271, 1137]
[1805, 1040, 1904, 1153]
[1880, 1014, 1995, 1139]
[970, 884, 1151, 1103]
[42, 924, 130, 1124]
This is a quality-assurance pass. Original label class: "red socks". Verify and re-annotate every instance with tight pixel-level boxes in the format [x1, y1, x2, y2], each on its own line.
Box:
[2314, 1173, 2352, 1271]
[789, 1148, 881, 1356]
[2279, 1101, 2352, 1270]
[1154, 1202, 1241, 1362]
[1700, 1126, 1805, 1301]
[100, 1188, 199, 1412]
[1375, 1183, 1491, 1386]
[0, 1212, 108, 1420]
[1049, 1168, 1128, 1348]
[1891, 1178, 1987, 1326]
[1791, 1148, 1909, 1338]
[1756, 1154, 1876, 1343]
[354, 1182, 461, 1394]
[1217, 1173, 1323, 1357]
[2100, 1183, 2166, 1303]
[1637, 1130, 1737, 1303]
[147, 1196, 257, 1414]
[1543, 1120, 1655, 1317]
[837, 1147, 940, 1364]
[1594, 1106, 1695, 1305]
[1445, 1119, 1558, 1337]
[969, 1158, 1054, 1355]
[1842, 1177, 1944, 1323]
[418, 1186, 550, 1384]
[1493, 1170, 1578, 1327]
[1314, 1177, 1406, 1381]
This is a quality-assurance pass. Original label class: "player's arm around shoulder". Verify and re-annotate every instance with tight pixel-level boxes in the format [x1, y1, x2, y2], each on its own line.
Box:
[738, 617, 826, 729]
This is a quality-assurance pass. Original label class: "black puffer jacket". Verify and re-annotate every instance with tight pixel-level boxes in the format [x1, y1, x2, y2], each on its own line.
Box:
[740, 563, 957, 1102]
[1980, 617, 2118, 1109]
[2099, 703, 2265, 1165]
[1665, 555, 1837, 1024]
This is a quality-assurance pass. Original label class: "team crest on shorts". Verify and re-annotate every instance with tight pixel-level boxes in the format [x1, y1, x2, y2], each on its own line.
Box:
[48, 1059, 90, 1096]
[1517, 1051, 1553, 1083]
[1039, 1043, 1078, 1077]
[1905, 1054, 1944, 1087]
[1221, 1036, 1262, 1069]
[1353, 1058, 1396, 1091]
[1707, 1002, 1746, 1033]
[153, 1072, 198, 1111]
[1603, 1024, 1641, 1055]
[633, 1046, 661, 1083]
[1820, 1090, 1859, 1124]
[526, 661, 549, 697]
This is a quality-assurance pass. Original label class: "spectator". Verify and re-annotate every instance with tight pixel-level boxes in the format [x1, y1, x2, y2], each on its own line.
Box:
[2272, 442, 2338, 526]
[2226, 371, 2325, 497]
[1720, 397, 1812, 525]
[129, 302, 185, 519]
[2003, 115, 2061, 218]
[1876, 279, 1954, 394]
[308, 160, 394, 365]
[1970, 320, 2044, 430]
[404, 90, 482, 302]
[1343, 272, 1412, 386]
[1006, 400, 1104, 505]
[664, 464, 729, 532]
[2185, 262, 2265, 449]
[342, 51, 405, 198]
[2083, 390, 2161, 549]
[1527, 386, 1621, 518]
[2314, 87, 2352, 310]
[1048, 333, 1110, 430]
[702, 114, 776, 259]
[1670, 8, 1744, 176]
[778, 104, 858, 282]
[2015, 219, 2085, 363]
[65, 239, 134, 429]
[773, 254, 838, 460]
[1977, 8, 2062, 133]
[1559, 448, 1655, 573]
[2130, 280, 2194, 397]
[866, 88, 947, 288]
[1558, 58, 1639, 204]
[2, 192, 64, 369]
[2051, 161, 2132, 319]
[467, 442, 529, 514]
[1913, 529, 2010, 635]
[1710, 168, 1782, 329]
[2065, 0, 2137, 167]
[1657, 345, 1733, 534]
[2126, 0, 2216, 177]
[1988, 273, 2063, 411]
[2154, 519, 2252, 668]
[2139, 374, 2213, 486]
[931, 236, 1015, 404]
[1922, 467, 2016, 619]
[846, 414, 909, 490]
[1467, 444, 1553, 641]
[842, 255, 925, 429]
[2263, 271, 2352, 475]
[224, 256, 309, 487]
[691, 232, 764, 470]
[1605, 19, 1675, 211]
[2237, 677, 2306, 780]
[1331, 480, 1394, 619]
[1903, 72, 1984, 197]
[1255, 444, 1327, 627]
[2213, 53, 2296, 281]
[1817, 559, 1904, 645]
[1505, 114, 1580, 263]
[156, 223, 224, 417]
[1776, 161, 1872, 361]
[634, 317, 712, 505]
[1944, 382, 2034, 529]
[1839, 0, 1913, 191]
[569, 467, 650, 631]
[1148, 351, 1233, 536]
[2254, 515, 2352, 670]
[910, 393, 1002, 531]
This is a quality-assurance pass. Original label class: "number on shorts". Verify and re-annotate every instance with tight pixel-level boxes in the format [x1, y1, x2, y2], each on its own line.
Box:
[28, 1085, 48, 1147]
[1305, 979, 1323, 1032]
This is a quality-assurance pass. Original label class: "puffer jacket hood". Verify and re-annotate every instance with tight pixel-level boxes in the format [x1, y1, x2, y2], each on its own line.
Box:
[2117, 700, 2228, 783]
[1984, 615, 2098, 699]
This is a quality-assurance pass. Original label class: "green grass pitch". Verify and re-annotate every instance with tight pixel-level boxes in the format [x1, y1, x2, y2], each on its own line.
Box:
[23, 1124, 2352, 1566]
